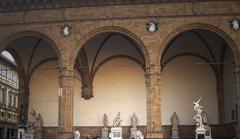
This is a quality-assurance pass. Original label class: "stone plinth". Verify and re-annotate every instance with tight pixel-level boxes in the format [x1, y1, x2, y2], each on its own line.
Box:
[25, 129, 42, 139]
[102, 128, 109, 139]
[109, 127, 122, 139]
[195, 127, 206, 139]
[130, 127, 137, 139]
[18, 128, 26, 139]
[205, 126, 212, 139]
[171, 127, 179, 139]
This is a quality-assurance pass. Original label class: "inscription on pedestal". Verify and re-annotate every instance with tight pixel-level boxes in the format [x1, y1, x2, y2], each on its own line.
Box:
[197, 134, 205, 139]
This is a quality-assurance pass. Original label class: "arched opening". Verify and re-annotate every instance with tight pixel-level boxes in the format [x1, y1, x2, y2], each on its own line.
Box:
[160, 29, 237, 138]
[73, 32, 147, 138]
[0, 34, 61, 139]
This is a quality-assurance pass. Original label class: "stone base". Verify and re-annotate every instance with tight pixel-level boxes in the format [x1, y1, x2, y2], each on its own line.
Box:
[102, 128, 109, 139]
[146, 132, 163, 139]
[18, 128, 26, 139]
[171, 128, 179, 139]
[205, 126, 212, 139]
[25, 130, 42, 139]
[109, 127, 122, 139]
[195, 128, 206, 139]
[130, 128, 137, 139]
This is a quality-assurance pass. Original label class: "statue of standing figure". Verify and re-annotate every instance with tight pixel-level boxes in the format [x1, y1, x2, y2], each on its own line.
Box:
[171, 112, 179, 129]
[131, 113, 138, 129]
[113, 112, 122, 127]
[19, 104, 27, 128]
[103, 113, 108, 128]
[36, 114, 43, 130]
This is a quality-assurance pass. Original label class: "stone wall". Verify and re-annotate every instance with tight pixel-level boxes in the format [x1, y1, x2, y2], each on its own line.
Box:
[0, 1, 239, 139]
[42, 123, 237, 139]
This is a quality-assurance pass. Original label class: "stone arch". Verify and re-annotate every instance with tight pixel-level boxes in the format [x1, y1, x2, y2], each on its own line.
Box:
[0, 31, 63, 69]
[0, 31, 63, 125]
[158, 23, 240, 137]
[69, 26, 150, 69]
[157, 23, 240, 68]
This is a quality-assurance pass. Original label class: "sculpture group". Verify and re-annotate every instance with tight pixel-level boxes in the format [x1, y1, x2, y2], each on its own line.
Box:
[100, 112, 144, 139]
[18, 109, 43, 139]
[193, 97, 212, 139]
[74, 98, 212, 139]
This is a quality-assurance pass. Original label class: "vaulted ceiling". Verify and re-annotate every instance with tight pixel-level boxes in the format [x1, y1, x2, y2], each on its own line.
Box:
[5, 37, 59, 85]
[75, 32, 146, 99]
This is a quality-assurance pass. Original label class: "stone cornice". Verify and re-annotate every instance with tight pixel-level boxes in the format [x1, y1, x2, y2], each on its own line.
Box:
[0, 0, 232, 13]
[0, 1, 239, 26]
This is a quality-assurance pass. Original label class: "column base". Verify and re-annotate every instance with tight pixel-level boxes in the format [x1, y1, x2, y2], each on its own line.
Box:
[146, 132, 163, 139]
[57, 132, 73, 139]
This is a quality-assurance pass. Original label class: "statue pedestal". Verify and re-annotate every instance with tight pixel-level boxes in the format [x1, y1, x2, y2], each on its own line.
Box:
[35, 130, 42, 139]
[171, 127, 179, 139]
[205, 126, 212, 139]
[18, 128, 26, 139]
[109, 127, 122, 139]
[130, 127, 137, 139]
[25, 129, 42, 139]
[25, 132, 34, 139]
[102, 128, 109, 139]
[195, 127, 206, 139]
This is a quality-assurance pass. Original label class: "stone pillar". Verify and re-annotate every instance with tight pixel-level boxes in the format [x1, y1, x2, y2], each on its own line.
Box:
[145, 65, 163, 139]
[57, 69, 74, 139]
[235, 65, 240, 138]
[216, 74, 225, 124]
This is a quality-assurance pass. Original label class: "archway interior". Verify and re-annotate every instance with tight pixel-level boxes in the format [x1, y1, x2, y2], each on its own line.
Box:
[161, 29, 236, 138]
[73, 32, 146, 136]
[1, 36, 60, 128]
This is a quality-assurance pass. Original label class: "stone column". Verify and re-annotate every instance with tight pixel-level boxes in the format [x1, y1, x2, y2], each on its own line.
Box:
[57, 69, 74, 139]
[216, 74, 225, 124]
[145, 65, 163, 139]
[235, 65, 240, 138]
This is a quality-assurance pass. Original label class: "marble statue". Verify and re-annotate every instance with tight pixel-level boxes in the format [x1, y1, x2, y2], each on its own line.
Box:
[130, 113, 138, 129]
[193, 97, 205, 130]
[171, 112, 179, 129]
[103, 113, 108, 128]
[136, 130, 144, 139]
[113, 112, 122, 127]
[36, 114, 43, 130]
[74, 130, 80, 139]
[171, 112, 179, 139]
[27, 109, 37, 130]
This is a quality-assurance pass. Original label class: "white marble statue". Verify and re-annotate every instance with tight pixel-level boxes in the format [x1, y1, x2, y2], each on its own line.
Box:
[136, 130, 144, 139]
[113, 112, 122, 127]
[27, 109, 43, 132]
[103, 113, 108, 128]
[193, 97, 205, 130]
[74, 130, 80, 139]
[27, 109, 37, 130]
[36, 114, 43, 130]
[131, 113, 138, 129]
[171, 112, 179, 129]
